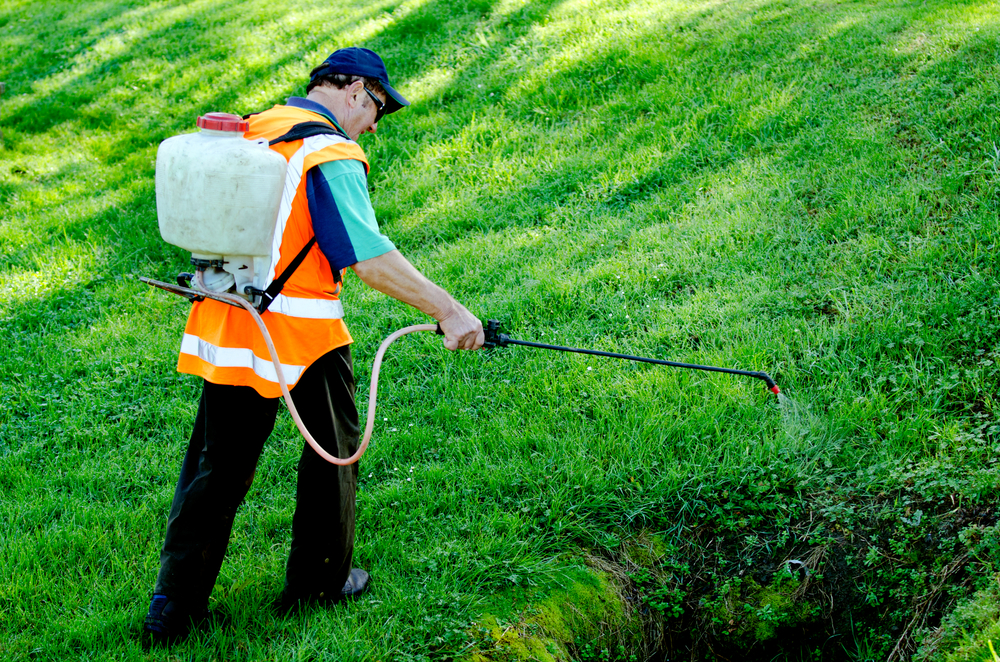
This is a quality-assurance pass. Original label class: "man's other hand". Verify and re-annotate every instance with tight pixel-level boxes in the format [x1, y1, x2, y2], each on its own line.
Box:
[439, 306, 484, 351]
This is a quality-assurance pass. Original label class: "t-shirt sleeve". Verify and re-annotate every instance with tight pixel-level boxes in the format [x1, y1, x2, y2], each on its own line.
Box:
[305, 159, 396, 271]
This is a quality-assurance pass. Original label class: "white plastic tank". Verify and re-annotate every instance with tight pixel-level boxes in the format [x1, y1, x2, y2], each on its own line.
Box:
[155, 112, 288, 294]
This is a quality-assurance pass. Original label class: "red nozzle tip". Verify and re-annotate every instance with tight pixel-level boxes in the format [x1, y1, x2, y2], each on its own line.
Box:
[770, 385, 781, 395]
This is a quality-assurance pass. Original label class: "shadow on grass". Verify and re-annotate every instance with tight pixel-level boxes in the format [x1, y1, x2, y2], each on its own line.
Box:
[4, 0, 989, 247]
[361, 0, 997, 250]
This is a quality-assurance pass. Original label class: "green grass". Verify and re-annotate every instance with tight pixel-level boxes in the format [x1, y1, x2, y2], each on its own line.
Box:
[2, 0, 1000, 659]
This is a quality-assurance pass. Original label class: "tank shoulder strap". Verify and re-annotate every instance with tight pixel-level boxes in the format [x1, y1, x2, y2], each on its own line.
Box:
[255, 237, 318, 313]
[269, 121, 348, 145]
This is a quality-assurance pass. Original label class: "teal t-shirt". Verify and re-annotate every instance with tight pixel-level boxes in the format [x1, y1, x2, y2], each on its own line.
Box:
[308, 158, 396, 270]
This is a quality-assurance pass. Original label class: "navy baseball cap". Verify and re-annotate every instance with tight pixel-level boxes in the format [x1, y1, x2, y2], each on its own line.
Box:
[311, 47, 410, 115]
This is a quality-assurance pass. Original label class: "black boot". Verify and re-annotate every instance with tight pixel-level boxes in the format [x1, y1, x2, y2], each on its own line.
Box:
[143, 594, 209, 644]
[278, 567, 371, 613]
[341, 568, 370, 599]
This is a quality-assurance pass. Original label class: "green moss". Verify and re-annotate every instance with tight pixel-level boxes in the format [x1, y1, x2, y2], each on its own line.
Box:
[703, 572, 820, 646]
[535, 602, 573, 642]
[752, 578, 816, 640]
[465, 566, 638, 661]
[624, 533, 669, 567]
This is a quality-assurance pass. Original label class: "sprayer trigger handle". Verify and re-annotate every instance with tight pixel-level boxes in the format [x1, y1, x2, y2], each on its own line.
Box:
[435, 323, 444, 336]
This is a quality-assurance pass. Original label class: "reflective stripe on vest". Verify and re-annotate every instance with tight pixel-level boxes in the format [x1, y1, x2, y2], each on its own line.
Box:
[267, 293, 345, 319]
[180, 334, 306, 385]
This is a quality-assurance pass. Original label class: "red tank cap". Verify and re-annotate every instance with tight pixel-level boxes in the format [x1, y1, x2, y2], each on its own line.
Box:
[197, 112, 249, 132]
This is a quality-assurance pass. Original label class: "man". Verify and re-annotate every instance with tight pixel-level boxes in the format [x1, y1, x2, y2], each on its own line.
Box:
[144, 47, 484, 642]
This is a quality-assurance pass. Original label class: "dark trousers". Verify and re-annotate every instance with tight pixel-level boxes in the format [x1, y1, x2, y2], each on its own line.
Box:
[154, 346, 360, 607]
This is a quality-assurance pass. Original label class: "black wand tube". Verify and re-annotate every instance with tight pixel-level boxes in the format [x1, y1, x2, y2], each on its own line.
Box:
[483, 320, 780, 395]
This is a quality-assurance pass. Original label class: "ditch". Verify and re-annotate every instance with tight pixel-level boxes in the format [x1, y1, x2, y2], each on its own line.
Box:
[593, 495, 999, 661]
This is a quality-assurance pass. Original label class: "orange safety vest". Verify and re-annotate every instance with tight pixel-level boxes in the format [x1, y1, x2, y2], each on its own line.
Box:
[176, 105, 370, 398]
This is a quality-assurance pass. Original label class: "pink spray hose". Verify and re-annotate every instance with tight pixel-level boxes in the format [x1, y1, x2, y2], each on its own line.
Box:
[194, 271, 436, 466]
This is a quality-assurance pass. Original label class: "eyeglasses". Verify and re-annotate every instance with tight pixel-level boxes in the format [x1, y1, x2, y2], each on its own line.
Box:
[363, 86, 386, 123]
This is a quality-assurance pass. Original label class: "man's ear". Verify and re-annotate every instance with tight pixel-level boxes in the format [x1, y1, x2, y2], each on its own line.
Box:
[346, 79, 365, 107]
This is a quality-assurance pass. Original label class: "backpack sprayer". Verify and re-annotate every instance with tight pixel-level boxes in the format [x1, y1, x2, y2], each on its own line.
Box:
[143, 112, 780, 468]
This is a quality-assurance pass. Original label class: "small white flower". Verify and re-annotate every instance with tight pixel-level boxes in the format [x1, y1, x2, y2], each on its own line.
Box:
[587, 367, 593, 371]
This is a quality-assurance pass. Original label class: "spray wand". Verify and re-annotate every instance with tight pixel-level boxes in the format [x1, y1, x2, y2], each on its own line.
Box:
[482, 320, 780, 396]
